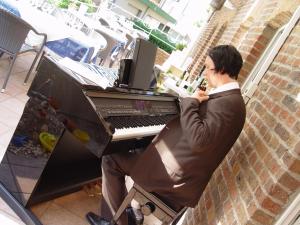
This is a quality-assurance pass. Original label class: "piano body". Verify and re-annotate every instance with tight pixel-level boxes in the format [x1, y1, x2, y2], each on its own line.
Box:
[0, 56, 179, 207]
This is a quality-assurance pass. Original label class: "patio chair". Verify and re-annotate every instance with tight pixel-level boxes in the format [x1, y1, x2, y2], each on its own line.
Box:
[93, 29, 119, 67]
[119, 33, 134, 59]
[0, 8, 47, 92]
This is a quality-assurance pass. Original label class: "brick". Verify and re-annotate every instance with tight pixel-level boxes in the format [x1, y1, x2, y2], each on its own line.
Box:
[264, 153, 281, 175]
[206, 207, 215, 224]
[250, 47, 262, 57]
[236, 172, 248, 193]
[278, 172, 300, 192]
[267, 86, 284, 101]
[254, 160, 263, 175]
[251, 209, 274, 225]
[255, 139, 269, 158]
[276, 144, 288, 158]
[274, 123, 290, 142]
[265, 179, 289, 204]
[271, 104, 281, 115]
[211, 187, 221, 209]
[255, 187, 265, 203]
[282, 95, 298, 112]
[282, 153, 300, 174]
[232, 162, 241, 176]
[236, 202, 248, 224]
[249, 152, 257, 165]
[268, 135, 280, 149]
[294, 140, 300, 156]
[286, 115, 296, 127]
[246, 169, 260, 192]
[259, 169, 270, 184]
[292, 58, 300, 67]
[264, 132, 272, 143]
[223, 199, 232, 214]
[275, 65, 291, 77]
[205, 191, 213, 209]
[257, 35, 269, 45]
[261, 197, 282, 215]
[247, 200, 257, 216]
[226, 209, 236, 225]
[278, 79, 288, 89]
[253, 41, 265, 51]
[245, 126, 257, 142]
[286, 134, 298, 149]
[279, 109, 291, 121]
[269, 63, 278, 72]
[289, 70, 300, 83]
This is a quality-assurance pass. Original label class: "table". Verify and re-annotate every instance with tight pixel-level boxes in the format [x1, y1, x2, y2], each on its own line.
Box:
[45, 37, 96, 63]
[0, 0, 20, 16]
[16, 2, 106, 62]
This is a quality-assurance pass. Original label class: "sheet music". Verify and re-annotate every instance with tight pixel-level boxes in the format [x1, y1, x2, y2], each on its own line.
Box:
[58, 57, 110, 89]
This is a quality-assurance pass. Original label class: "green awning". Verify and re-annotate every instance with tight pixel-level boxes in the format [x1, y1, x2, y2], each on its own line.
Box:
[139, 0, 177, 24]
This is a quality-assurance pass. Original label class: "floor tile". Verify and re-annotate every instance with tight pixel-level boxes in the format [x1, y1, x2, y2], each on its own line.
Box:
[0, 107, 21, 128]
[53, 190, 100, 220]
[0, 92, 12, 102]
[30, 201, 52, 218]
[0, 210, 25, 225]
[0, 131, 14, 147]
[0, 144, 7, 162]
[0, 98, 26, 115]
[38, 202, 89, 225]
[0, 122, 10, 135]
[14, 93, 29, 104]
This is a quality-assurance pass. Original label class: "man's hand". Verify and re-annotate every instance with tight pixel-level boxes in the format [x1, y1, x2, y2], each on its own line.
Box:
[191, 89, 209, 103]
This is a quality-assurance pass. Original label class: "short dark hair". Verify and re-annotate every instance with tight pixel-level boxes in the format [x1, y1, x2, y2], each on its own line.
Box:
[208, 45, 243, 79]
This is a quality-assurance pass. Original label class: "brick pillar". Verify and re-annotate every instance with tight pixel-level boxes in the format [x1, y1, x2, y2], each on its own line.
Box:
[189, 24, 227, 80]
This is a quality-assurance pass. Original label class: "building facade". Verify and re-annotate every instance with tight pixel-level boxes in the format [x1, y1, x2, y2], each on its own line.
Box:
[181, 0, 300, 224]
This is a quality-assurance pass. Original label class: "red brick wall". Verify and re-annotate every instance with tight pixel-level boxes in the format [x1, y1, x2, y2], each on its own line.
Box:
[187, 8, 235, 79]
[182, 1, 300, 225]
[219, 0, 256, 45]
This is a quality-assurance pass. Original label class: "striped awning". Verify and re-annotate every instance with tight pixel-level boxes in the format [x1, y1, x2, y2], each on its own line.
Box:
[138, 0, 177, 24]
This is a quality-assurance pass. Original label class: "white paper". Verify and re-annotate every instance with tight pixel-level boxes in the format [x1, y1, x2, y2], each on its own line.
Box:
[164, 77, 190, 98]
[58, 57, 110, 89]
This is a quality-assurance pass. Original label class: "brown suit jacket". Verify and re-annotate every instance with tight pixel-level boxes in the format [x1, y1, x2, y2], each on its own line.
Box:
[130, 89, 246, 207]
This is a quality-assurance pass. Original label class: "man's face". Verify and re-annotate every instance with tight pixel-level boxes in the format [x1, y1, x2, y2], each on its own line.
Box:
[203, 56, 217, 88]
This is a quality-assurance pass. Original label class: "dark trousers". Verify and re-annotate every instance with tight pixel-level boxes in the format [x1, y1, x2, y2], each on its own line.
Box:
[100, 152, 140, 225]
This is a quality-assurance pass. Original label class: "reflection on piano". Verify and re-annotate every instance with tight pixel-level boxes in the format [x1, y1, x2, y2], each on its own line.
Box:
[86, 90, 178, 142]
[0, 55, 179, 207]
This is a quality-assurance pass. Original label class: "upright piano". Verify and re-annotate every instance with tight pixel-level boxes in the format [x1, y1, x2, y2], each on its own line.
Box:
[0, 56, 179, 207]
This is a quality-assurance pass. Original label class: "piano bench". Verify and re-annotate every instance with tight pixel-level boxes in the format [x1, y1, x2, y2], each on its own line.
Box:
[111, 183, 187, 225]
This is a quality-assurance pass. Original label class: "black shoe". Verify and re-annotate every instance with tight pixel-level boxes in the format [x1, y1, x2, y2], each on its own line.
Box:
[126, 207, 144, 225]
[86, 212, 111, 225]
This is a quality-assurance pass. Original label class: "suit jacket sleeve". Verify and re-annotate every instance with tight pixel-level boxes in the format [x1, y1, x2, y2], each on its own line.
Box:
[180, 97, 215, 151]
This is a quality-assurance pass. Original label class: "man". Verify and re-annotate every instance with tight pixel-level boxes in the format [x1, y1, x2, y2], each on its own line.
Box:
[86, 45, 246, 225]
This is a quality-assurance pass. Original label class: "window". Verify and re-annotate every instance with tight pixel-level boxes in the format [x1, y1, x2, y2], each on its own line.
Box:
[241, 6, 300, 104]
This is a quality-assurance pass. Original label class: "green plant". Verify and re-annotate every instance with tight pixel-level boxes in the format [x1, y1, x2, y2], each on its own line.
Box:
[133, 19, 176, 54]
[56, 0, 95, 12]
[57, 0, 70, 8]
[175, 43, 187, 51]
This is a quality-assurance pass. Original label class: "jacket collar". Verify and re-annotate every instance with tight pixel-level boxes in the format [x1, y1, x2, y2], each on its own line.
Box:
[208, 89, 242, 99]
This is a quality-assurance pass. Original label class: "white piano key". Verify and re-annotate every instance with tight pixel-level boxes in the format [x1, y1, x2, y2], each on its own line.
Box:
[112, 124, 165, 141]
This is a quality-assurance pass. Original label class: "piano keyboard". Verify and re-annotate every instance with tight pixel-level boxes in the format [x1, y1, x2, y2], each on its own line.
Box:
[106, 115, 177, 141]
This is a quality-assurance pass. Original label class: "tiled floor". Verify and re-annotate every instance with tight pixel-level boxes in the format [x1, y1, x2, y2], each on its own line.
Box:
[0, 53, 101, 225]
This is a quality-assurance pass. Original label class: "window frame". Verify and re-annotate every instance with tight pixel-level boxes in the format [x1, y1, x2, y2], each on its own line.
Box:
[241, 6, 300, 104]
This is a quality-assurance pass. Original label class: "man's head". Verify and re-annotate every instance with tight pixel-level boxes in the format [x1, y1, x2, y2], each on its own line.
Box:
[203, 45, 243, 88]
